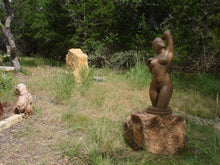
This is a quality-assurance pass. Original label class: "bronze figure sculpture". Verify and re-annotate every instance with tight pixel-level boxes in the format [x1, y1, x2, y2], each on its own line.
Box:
[146, 30, 173, 115]
[124, 30, 186, 154]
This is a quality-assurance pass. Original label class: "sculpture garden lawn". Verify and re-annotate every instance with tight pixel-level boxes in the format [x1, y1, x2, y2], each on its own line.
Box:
[0, 58, 219, 164]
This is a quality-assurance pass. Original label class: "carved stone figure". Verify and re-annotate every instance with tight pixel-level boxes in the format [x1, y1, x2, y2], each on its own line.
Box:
[14, 84, 33, 117]
[146, 30, 173, 115]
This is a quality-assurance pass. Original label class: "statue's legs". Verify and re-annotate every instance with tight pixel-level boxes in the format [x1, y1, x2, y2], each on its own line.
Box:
[149, 85, 159, 107]
[156, 84, 173, 109]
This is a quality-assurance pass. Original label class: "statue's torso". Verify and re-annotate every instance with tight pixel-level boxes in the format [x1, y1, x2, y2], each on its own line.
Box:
[148, 54, 172, 89]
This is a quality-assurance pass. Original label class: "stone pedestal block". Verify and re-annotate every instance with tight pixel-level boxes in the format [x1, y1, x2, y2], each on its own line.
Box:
[66, 48, 89, 82]
[124, 110, 186, 155]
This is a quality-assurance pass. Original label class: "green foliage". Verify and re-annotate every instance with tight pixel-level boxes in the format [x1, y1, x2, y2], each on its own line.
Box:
[110, 50, 142, 69]
[43, 0, 74, 58]
[52, 71, 75, 102]
[1, 55, 10, 63]
[19, 56, 63, 67]
[0, 70, 16, 104]
[2, 0, 219, 71]
[42, 71, 75, 102]
[87, 118, 123, 152]
[126, 62, 151, 90]
[77, 67, 94, 96]
[13, 0, 49, 56]
[172, 73, 220, 98]
[184, 120, 219, 164]
[163, 0, 220, 72]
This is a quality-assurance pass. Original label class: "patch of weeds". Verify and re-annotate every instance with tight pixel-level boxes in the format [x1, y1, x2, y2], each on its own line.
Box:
[62, 108, 91, 130]
[87, 118, 124, 153]
[21, 68, 31, 75]
[165, 119, 219, 165]
[171, 72, 219, 119]
[61, 140, 94, 165]
[110, 50, 141, 69]
[88, 87, 106, 109]
[0, 70, 16, 104]
[186, 120, 219, 164]
[126, 62, 151, 90]
[43, 71, 75, 102]
[171, 90, 217, 119]
[33, 107, 42, 116]
[171, 72, 220, 98]
[77, 67, 94, 96]
[94, 66, 111, 76]
[19, 56, 64, 67]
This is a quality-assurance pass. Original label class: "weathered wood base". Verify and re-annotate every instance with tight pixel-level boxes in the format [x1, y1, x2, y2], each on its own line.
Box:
[124, 110, 186, 155]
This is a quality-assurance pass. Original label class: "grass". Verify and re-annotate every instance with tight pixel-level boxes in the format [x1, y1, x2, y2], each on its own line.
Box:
[19, 56, 64, 67]
[126, 62, 151, 90]
[2, 58, 219, 164]
[0, 70, 17, 105]
[171, 72, 220, 98]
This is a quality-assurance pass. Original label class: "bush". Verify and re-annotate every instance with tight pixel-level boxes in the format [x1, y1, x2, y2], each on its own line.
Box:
[0, 70, 16, 104]
[110, 50, 143, 69]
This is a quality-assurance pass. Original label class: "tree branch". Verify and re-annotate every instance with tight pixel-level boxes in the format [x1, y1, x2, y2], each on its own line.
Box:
[3, 0, 12, 15]
[13, 0, 27, 13]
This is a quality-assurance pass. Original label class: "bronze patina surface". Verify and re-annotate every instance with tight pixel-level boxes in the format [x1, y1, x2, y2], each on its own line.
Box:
[146, 30, 173, 115]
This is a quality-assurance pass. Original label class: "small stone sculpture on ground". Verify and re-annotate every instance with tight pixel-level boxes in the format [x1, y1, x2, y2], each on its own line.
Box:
[14, 84, 33, 117]
[146, 30, 173, 115]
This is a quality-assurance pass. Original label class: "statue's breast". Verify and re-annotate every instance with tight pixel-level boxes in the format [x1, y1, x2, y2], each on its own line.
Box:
[158, 55, 169, 65]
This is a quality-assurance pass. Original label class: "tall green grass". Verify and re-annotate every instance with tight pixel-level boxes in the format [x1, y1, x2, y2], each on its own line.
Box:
[126, 63, 151, 90]
[172, 72, 220, 98]
[61, 117, 219, 164]
[171, 72, 220, 118]
[77, 66, 94, 96]
[0, 70, 16, 104]
[42, 67, 94, 102]
[59, 67, 219, 164]
[174, 119, 219, 165]
[42, 71, 75, 102]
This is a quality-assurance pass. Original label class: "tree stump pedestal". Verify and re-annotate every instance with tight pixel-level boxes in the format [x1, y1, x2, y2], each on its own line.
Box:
[124, 110, 186, 155]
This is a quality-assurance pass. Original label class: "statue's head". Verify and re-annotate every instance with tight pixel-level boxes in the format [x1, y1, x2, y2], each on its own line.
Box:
[152, 38, 165, 54]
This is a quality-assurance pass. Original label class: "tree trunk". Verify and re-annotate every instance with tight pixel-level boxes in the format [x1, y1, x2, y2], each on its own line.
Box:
[1, 15, 21, 71]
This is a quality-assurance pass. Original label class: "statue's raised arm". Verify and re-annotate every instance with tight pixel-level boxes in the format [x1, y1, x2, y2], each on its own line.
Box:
[161, 30, 173, 62]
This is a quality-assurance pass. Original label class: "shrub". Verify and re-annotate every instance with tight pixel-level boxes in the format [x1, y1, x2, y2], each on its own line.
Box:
[110, 50, 141, 69]
[0, 70, 16, 104]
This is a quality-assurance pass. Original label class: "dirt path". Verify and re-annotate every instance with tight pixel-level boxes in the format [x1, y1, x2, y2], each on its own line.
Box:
[0, 67, 71, 165]
[0, 96, 70, 164]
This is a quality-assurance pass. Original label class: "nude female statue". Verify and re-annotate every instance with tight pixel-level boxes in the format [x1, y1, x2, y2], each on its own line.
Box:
[146, 30, 173, 115]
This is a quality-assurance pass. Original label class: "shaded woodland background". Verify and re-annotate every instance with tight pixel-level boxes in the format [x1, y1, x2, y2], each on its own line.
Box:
[0, 0, 220, 72]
